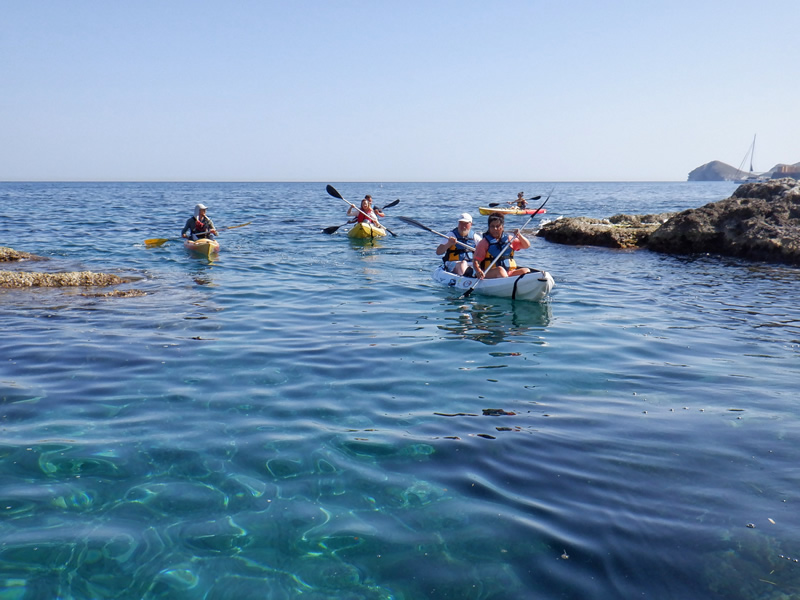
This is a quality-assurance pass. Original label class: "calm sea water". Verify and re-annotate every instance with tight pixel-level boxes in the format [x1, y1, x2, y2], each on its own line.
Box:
[2, 181, 799, 599]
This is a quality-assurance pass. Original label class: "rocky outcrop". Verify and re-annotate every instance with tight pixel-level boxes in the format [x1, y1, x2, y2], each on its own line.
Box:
[537, 179, 800, 265]
[647, 178, 800, 263]
[537, 213, 675, 249]
[0, 246, 137, 289]
[0, 246, 47, 262]
[0, 270, 132, 288]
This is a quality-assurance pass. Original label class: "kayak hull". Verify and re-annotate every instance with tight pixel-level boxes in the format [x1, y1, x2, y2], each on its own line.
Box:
[348, 222, 386, 238]
[184, 238, 220, 257]
[478, 207, 547, 216]
[431, 264, 554, 302]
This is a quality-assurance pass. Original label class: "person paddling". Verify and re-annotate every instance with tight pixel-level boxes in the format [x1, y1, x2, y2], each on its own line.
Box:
[515, 192, 528, 209]
[436, 213, 481, 276]
[182, 203, 217, 241]
[347, 195, 384, 226]
[472, 212, 531, 279]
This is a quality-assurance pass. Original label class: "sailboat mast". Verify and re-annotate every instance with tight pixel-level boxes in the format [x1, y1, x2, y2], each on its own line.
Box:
[749, 134, 756, 173]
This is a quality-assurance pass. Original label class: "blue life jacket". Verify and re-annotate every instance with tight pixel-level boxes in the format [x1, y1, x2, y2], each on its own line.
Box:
[481, 232, 515, 270]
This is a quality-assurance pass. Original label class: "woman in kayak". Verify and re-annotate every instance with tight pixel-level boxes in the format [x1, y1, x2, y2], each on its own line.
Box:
[436, 212, 481, 276]
[347, 195, 385, 225]
[182, 203, 218, 241]
[472, 212, 531, 279]
[515, 192, 528, 209]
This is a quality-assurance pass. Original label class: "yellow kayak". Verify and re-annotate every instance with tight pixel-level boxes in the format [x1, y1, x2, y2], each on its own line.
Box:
[478, 207, 547, 216]
[184, 238, 220, 257]
[348, 222, 386, 238]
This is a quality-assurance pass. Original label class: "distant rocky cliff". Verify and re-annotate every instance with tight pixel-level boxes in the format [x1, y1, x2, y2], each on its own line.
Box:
[688, 160, 800, 182]
[537, 179, 800, 265]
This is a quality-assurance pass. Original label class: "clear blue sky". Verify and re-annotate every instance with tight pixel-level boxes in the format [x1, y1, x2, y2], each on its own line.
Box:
[2, 1, 797, 182]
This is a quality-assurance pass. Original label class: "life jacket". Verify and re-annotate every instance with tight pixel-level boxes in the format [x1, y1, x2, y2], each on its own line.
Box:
[443, 228, 475, 264]
[481, 232, 516, 270]
[190, 215, 213, 238]
[356, 209, 378, 224]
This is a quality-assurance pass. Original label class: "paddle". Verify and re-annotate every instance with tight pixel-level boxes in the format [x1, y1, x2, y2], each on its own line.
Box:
[462, 191, 551, 298]
[324, 185, 397, 237]
[487, 195, 541, 208]
[144, 221, 253, 247]
[396, 216, 475, 252]
[321, 198, 400, 235]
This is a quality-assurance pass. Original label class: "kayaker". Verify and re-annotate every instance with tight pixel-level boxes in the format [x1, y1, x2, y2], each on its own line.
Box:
[472, 212, 531, 279]
[515, 192, 528, 209]
[347, 195, 384, 225]
[436, 213, 481, 276]
[182, 203, 218, 241]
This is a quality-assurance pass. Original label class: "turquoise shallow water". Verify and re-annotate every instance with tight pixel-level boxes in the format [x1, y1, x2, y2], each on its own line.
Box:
[2, 181, 800, 599]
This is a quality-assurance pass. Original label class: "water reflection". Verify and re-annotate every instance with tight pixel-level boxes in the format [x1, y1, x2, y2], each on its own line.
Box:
[437, 298, 552, 345]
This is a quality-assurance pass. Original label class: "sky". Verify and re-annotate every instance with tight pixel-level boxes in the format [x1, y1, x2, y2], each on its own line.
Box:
[1, 0, 798, 182]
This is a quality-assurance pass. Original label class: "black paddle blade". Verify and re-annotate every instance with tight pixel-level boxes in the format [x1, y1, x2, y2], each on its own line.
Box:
[396, 216, 429, 231]
[379, 198, 400, 210]
[326, 185, 343, 200]
[321, 224, 343, 234]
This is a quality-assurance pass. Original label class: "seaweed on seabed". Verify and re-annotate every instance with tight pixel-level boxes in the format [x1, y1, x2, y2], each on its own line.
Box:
[702, 528, 800, 598]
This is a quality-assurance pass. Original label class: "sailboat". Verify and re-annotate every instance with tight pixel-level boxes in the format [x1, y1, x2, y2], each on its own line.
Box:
[733, 134, 766, 183]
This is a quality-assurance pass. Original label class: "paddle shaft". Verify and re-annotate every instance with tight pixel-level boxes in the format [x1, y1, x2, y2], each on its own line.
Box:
[144, 221, 252, 247]
[322, 199, 399, 234]
[462, 192, 551, 298]
[488, 195, 541, 208]
[396, 217, 475, 252]
[326, 185, 397, 236]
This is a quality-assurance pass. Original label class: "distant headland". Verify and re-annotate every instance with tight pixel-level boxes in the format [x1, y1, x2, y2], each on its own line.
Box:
[688, 160, 800, 182]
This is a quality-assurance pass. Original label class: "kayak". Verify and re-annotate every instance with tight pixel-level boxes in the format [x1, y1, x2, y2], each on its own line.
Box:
[184, 238, 220, 257]
[478, 207, 548, 216]
[431, 264, 554, 301]
[348, 222, 386, 238]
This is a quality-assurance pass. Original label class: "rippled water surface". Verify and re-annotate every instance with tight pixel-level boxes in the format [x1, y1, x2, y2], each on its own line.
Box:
[2, 181, 800, 599]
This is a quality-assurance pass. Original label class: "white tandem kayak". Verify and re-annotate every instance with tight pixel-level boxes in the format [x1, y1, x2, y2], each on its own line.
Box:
[431, 264, 555, 301]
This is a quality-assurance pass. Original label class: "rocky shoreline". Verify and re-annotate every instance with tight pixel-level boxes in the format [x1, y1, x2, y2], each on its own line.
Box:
[0, 245, 138, 291]
[537, 179, 800, 265]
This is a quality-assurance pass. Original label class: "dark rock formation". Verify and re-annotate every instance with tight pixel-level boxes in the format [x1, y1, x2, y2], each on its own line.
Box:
[647, 178, 800, 263]
[537, 213, 675, 249]
[537, 179, 800, 265]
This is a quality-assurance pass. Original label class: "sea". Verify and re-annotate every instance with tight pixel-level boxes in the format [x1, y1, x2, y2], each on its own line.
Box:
[1, 181, 799, 600]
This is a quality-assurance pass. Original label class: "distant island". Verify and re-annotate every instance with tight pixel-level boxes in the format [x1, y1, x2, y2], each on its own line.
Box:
[688, 160, 800, 182]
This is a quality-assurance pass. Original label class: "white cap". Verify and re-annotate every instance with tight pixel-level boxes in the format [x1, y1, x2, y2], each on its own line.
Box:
[458, 212, 473, 223]
[196, 203, 208, 210]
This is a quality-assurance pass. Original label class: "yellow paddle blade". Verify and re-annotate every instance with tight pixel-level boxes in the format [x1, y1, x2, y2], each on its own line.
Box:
[144, 238, 171, 247]
[224, 221, 252, 230]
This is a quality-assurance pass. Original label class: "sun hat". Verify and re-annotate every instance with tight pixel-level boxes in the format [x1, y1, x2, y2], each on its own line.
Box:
[457, 213, 472, 223]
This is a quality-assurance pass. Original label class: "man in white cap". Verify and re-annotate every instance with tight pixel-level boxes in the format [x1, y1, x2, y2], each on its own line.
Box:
[182, 203, 218, 241]
[435, 213, 481, 276]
